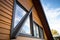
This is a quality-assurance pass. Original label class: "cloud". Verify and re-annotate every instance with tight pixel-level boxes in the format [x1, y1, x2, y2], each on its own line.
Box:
[42, 3, 60, 35]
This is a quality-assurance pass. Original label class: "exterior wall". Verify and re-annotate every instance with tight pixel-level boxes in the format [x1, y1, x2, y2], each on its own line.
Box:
[16, 36, 44, 40]
[17, 0, 47, 40]
[18, 0, 43, 28]
[0, 0, 47, 40]
[0, 0, 14, 40]
[18, 0, 33, 11]
[32, 7, 43, 28]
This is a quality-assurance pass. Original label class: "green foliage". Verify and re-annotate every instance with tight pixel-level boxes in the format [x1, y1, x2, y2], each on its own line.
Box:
[51, 29, 59, 35]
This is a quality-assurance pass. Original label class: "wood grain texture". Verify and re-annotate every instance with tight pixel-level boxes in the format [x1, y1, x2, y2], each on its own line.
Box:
[0, 0, 14, 40]
[32, 7, 43, 28]
[0, 34, 10, 40]
[16, 36, 44, 40]
[0, 28, 10, 34]
[18, 0, 33, 11]
[0, 15, 11, 23]
[0, 11, 12, 20]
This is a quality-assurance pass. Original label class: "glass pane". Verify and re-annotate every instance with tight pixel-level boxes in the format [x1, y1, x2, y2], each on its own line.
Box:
[36, 26, 39, 37]
[14, 4, 26, 28]
[33, 23, 39, 38]
[40, 0, 60, 40]
[18, 16, 31, 35]
[39, 28, 44, 39]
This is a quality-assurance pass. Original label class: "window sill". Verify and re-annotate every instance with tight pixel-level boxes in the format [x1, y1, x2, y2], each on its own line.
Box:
[16, 33, 44, 39]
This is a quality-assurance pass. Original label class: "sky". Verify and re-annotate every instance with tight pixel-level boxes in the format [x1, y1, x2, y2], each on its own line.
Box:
[14, 4, 26, 27]
[40, 0, 60, 35]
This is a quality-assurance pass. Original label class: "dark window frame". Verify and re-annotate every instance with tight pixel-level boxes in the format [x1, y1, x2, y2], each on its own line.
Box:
[11, 0, 44, 39]
[33, 21, 44, 39]
[11, 0, 29, 34]
[11, 0, 30, 38]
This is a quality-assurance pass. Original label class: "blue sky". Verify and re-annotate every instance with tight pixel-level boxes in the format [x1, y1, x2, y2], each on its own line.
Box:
[40, 0, 60, 9]
[40, 0, 60, 35]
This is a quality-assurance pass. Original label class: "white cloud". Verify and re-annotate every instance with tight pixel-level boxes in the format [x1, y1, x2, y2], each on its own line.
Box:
[42, 4, 60, 35]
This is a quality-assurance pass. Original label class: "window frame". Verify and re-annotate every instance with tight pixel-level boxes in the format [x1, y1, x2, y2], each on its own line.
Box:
[11, 0, 30, 38]
[11, 0, 44, 39]
[33, 21, 44, 39]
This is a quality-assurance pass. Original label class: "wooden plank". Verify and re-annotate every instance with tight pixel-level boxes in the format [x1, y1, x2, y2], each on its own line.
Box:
[0, 22, 10, 26]
[32, 7, 43, 28]
[16, 36, 44, 40]
[6, 0, 13, 6]
[10, 0, 14, 3]
[32, 0, 54, 40]
[0, 7, 12, 16]
[0, 2, 12, 12]
[0, 34, 10, 39]
[0, 11, 12, 20]
[0, 0, 13, 9]
[0, 15, 11, 23]
[0, 19, 11, 26]
[0, 28, 10, 34]
[18, 0, 33, 11]
[0, 23, 10, 30]
[0, 1, 12, 12]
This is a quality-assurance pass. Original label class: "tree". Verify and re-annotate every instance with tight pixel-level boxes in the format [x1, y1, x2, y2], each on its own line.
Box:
[51, 29, 59, 35]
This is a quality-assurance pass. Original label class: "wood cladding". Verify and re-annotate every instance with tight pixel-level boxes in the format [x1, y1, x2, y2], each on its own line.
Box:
[0, 0, 45, 40]
[18, 0, 33, 11]
[16, 36, 44, 40]
[0, 23, 10, 30]
[0, 0, 14, 40]
[0, 28, 10, 34]
[32, 7, 43, 28]
[0, 34, 10, 40]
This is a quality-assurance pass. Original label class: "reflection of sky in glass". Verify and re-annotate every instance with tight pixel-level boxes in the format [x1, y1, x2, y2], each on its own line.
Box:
[33, 23, 39, 37]
[14, 4, 26, 27]
[40, 0, 60, 36]
[39, 28, 44, 38]
[19, 16, 31, 35]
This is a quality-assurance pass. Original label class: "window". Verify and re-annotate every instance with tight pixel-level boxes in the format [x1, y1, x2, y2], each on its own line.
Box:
[39, 27, 44, 39]
[11, 0, 44, 39]
[33, 22, 44, 39]
[33, 23, 39, 38]
[17, 16, 31, 35]
[12, 1, 31, 36]
[14, 3, 26, 28]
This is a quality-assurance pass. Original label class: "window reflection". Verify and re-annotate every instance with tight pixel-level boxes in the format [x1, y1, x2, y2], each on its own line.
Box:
[33, 23, 39, 38]
[39, 28, 44, 39]
[18, 16, 31, 35]
[33, 22, 44, 38]
[14, 4, 26, 27]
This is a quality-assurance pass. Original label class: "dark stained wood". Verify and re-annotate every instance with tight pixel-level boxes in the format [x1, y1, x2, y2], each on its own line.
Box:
[32, 0, 54, 40]
[32, 7, 43, 28]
